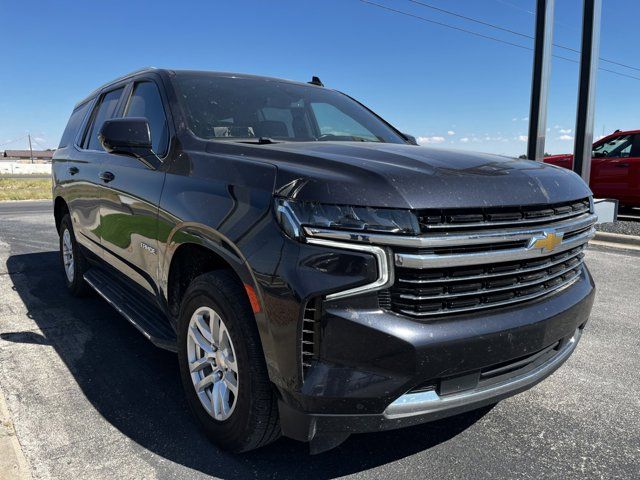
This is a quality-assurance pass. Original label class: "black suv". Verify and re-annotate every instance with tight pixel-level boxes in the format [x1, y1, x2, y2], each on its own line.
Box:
[53, 68, 596, 453]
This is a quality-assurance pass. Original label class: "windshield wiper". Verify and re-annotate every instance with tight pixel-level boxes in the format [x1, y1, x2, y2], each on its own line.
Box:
[237, 137, 281, 145]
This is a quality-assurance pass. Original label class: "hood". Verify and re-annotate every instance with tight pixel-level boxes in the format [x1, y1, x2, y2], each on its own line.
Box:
[207, 141, 592, 209]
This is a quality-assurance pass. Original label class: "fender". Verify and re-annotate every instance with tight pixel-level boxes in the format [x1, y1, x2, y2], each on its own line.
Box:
[159, 221, 279, 379]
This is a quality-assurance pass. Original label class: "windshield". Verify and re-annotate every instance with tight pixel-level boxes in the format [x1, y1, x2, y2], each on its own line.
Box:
[171, 72, 406, 144]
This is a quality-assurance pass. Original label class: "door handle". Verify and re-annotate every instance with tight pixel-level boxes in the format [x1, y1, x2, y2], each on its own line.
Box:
[615, 162, 629, 168]
[68, 166, 79, 175]
[99, 171, 115, 183]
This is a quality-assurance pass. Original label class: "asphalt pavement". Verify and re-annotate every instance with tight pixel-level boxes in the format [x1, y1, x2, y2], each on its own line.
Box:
[0, 201, 638, 479]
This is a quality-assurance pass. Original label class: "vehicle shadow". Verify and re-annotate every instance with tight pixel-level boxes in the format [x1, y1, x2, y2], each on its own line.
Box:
[5, 251, 492, 479]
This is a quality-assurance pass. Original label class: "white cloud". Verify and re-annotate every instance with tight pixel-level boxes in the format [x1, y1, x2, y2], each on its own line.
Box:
[447, 130, 455, 136]
[512, 117, 518, 122]
[518, 135, 528, 142]
[558, 134, 574, 141]
[460, 137, 470, 143]
[521, 117, 529, 122]
[558, 128, 572, 134]
[417, 136, 445, 145]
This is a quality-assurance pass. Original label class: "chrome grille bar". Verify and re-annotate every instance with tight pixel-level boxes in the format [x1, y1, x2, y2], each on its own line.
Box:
[396, 258, 584, 301]
[394, 227, 594, 269]
[397, 269, 583, 317]
[398, 247, 584, 284]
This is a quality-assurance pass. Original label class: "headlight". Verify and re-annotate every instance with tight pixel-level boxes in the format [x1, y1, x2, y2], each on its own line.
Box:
[275, 198, 420, 238]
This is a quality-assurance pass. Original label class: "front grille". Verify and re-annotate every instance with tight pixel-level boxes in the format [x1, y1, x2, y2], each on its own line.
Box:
[385, 197, 596, 318]
[417, 198, 591, 232]
[390, 247, 585, 317]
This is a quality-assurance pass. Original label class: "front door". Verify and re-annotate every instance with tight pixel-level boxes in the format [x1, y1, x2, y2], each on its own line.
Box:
[71, 86, 127, 258]
[590, 133, 636, 200]
[98, 77, 171, 296]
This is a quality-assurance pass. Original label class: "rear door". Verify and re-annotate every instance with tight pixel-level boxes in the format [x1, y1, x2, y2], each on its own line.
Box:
[68, 86, 127, 258]
[98, 75, 171, 296]
[590, 133, 635, 200]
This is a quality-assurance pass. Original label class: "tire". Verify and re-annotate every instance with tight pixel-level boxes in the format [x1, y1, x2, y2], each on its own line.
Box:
[59, 214, 91, 297]
[177, 270, 280, 452]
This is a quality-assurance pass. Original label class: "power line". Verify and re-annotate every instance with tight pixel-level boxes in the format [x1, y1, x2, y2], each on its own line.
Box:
[0, 135, 29, 148]
[359, 0, 640, 82]
[405, 0, 640, 73]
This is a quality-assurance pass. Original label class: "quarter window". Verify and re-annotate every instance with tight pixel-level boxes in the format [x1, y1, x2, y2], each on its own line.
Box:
[58, 101, 91, 148]
[83, 88, 124, 151]
[125, 82, 169, 156]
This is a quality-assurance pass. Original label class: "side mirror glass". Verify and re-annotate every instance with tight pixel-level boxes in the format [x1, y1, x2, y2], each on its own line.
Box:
[99, 117, 155, 160]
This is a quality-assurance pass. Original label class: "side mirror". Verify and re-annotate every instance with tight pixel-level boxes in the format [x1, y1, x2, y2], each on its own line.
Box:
[99, 118, 159, 168]
[402, 133, 418, 145]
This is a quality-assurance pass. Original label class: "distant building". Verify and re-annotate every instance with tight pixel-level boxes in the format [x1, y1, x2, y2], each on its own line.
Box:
[2, 150, 55, 161]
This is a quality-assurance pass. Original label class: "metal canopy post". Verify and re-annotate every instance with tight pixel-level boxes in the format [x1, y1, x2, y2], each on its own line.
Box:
[573, 0, 602, 182]
[527, 0, 555, 162]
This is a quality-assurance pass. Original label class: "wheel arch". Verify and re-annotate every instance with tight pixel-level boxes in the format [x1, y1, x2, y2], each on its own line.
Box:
[162, 224, 265, 321]
[54, 196, 69, 233]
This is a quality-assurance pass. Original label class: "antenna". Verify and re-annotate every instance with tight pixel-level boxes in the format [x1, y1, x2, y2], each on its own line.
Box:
[308, 76, 324, 87]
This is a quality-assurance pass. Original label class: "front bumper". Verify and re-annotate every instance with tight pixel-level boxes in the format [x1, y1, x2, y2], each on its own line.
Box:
[277, 266, 595, 442]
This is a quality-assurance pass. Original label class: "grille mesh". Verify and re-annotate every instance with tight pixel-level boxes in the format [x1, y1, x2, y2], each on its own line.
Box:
[417, 198, 590, 232]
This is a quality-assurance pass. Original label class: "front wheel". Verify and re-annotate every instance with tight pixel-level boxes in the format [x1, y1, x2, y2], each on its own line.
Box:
[177, 271, 280, 452]
[59, 214, 90, 296]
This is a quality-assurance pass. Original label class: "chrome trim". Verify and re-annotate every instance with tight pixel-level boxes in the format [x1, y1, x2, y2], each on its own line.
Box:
[397, 269, 582, 317]
[394, 227, 595, 269]
[384, 328, 581, 419]
[398, 259, 583, 301]
[305, 238, 393, 300]
[304, 213, 597, 249]
[398, 247, 584, 284]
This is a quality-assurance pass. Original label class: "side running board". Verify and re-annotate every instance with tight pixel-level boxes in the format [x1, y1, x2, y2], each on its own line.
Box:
[84, 268, 177, 352]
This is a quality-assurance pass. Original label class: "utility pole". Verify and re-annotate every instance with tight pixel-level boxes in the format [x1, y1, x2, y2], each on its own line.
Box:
[527, 0, 555, 162]
[573, 0, 602, 183]
[28, 133, 34, 164]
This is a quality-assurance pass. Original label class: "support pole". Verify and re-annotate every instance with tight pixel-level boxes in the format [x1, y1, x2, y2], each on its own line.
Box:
[28, 134, 33, 164]
[573, 0, 602, 182]
[527, 0, 555, 162]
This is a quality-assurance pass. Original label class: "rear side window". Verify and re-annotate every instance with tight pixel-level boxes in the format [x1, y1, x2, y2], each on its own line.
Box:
[124, 82, 169, 156]
[58, 101, 91, 148]
[83, 88, 124, 151]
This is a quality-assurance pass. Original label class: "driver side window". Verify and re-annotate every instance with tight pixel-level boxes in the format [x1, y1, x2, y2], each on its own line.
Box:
[593, 134, 633, 158]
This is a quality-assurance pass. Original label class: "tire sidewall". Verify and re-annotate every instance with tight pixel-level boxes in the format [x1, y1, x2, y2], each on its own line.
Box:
[59, 215, 85, 293]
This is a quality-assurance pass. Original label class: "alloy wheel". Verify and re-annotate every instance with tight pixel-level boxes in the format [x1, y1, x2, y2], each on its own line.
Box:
[186, 306, 239, 421]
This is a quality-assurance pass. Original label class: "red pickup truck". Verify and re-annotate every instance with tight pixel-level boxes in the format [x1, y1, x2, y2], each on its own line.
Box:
[544, 130, 640, 207]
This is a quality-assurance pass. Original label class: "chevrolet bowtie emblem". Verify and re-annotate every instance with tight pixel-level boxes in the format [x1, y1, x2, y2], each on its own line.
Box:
[529, 231, 564, 253]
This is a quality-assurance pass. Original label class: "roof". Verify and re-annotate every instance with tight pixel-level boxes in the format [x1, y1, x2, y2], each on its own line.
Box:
[75, 67, 324, 107]
[3, 150, 54, 159]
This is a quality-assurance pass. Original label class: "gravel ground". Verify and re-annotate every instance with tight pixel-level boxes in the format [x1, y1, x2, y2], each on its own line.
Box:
[596, 220, 640, 236]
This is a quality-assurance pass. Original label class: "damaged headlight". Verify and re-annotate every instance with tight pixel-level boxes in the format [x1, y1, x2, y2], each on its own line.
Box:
[275, 198, 420, 239]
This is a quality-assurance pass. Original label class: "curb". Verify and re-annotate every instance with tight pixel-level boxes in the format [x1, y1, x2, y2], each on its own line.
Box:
[592, 231, 640, 252]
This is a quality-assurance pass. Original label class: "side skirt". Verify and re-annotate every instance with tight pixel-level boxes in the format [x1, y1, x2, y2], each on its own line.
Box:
[83, 268, 177, 352]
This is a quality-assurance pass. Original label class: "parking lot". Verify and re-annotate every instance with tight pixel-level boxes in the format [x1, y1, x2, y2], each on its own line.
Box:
[0, 201, 638, 479]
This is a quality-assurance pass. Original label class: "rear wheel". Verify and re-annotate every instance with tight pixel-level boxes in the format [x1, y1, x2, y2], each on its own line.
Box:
[177, 271, 280, 452]
[59, 214, 90, 296]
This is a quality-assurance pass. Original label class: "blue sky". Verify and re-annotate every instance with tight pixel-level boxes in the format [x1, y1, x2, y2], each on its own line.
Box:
[1, 0, 638, 156]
